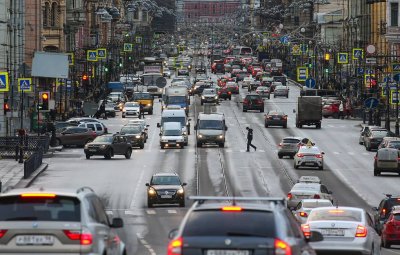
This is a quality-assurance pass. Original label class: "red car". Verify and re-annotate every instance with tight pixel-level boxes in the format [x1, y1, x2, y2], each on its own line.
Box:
[381, 206, 400, 248]
[322, 99, 341, 118]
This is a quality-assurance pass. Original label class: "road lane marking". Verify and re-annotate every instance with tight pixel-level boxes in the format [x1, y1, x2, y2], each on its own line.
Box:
[146, 209, 156, 214]
[226, 149, 232, 152]
[137, 233, 156, 255]
[258, 150, 265, 152]
[129, 169, 145, 209]
[168, 210, 177, 214]
[333, 152, 340, 155]
[188, 149, 195, 152]
[106, 210, 113, 215]
[240, 149, 245, 152]
[159, 150, 166, 152]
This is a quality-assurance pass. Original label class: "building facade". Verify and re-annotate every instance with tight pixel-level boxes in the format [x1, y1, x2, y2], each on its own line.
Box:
[183, 0, 241, 23]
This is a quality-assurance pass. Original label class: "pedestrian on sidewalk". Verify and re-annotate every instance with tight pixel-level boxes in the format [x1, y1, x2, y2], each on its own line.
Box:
[339, 101, 344, 119]
[246, 127, 257, 152]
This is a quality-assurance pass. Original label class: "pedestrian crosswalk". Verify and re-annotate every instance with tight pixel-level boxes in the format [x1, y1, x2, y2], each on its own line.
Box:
[106, 208, 186, 216]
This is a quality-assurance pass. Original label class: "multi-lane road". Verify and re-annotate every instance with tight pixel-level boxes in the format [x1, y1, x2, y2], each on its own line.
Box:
[29, 70, 400, 255]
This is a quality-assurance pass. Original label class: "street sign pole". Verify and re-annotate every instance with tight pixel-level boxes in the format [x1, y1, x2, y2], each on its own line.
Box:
[396, 80, 399, 136]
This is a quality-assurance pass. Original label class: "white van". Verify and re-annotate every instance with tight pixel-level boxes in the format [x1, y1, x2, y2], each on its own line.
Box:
[159, 122, 185, 149]
[195, 113, 227, 147]
[157, 109, 190, 145]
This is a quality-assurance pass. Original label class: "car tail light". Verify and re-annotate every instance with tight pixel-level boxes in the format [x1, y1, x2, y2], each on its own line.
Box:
[278, 143, 283, 147]
[282, 116, 288, 120]
[0, 230, 7, 238]
[218, 92, 221, 95]
[355, 225, 368, 237]
[274, 239, 292, 255]
[287, 193, 292, 199]
[222, 206, 242, 212]
[228, 91, 231, 95]
[315, 154, 323, 158]
[299, 212, 308, 217]
[21, 193, 56, 198]
[167, 237, 183, 255]
[297, 153, 304, 158]
[301, 224, 311, 238]
[63, 229, 93, 245]
[314, 194, 321, 199]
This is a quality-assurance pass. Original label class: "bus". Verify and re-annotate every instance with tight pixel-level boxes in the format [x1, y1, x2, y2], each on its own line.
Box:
[142, 72, 163, 98]
[232, 46, 253, 56]
[140, 57, 164, 74]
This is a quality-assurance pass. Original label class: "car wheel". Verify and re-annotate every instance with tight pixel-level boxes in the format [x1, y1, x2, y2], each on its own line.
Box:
[85, 154, 90, 159]
[294, 163, 299, 169]
[278, 154, 283, 159]
[149, 110, 153, 115]
[219, 142, 224, 148]
[383, 239, 391, 248]
[243, 109, 247, 112]
[260, 108, 264, 113]
[374, 168, 380, 176]
[140, 143, 144, 149]
[319, 166, 324, 170]
[323, 115, 329, 118]
[184, 141, 188, 146]
[104, 149, 112, 159]
[290, 155, 294, 159]
[197, 142, 202, 148]
[201, 101, 204, 105]
[283, 124, 287, 128]
[147, 200, 153, 208]
[229, 97, 231, 100]
[265, 123, 268, 128]
[122, 115, 126, 118]
[55, 138, 62, 147]
[179, 200, 185, 207]
[125, 149, 132, 159]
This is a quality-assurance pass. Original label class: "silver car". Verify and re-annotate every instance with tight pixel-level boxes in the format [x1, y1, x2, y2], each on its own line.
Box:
[287, 182, 333, 208]
[292, 199, 333, 224]
[303, 207, 381, 255]
[273, 85, 289, 98]
[278, 136, 302, 158]
[0, 188, 126, 254]
[294, 145, 325, 170]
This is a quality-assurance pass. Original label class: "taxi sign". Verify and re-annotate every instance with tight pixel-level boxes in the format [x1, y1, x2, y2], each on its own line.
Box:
[306, 140, 314, 147]
[297, 176, 321, 184]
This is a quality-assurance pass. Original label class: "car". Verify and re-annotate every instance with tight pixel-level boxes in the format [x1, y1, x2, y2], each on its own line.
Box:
[270, 81, 282, 93]
[372, 194, 400, 234]
[273, 85, 289, 98]
[292, 199, 333, 223]
[374, 148, 400, 176]
[248, 80, 261, 91]
[55, 127, 97, 147]
[54, 121, 78, 133]
[84, 134, 132, 159]
[120, 125, 145, 149]
[127, 119, 149, 141]
[145, 173, 187, 207]
[167, 196, 323, 255]
[195, 113, 227, 148]
[277, 136, 303, 158]
[78, 122, 108, 135]
[192, 82, 212, 95]
[364, 129, 394, 151]
[160, 122, 185, 149]
[163, 68, 172, 78]
[131, 92, 154, 115]
[242, 94, 264, 112]
[294, 145, 325, 170]
[122, 101, 140, 118]
[255, 86, 270, 99]
[217, 87, 232, 100]
[0, 187, 125, 254]
[322, 99, 341, 118]
[287, 182, 333, 208]
[66, 117, 102, 125]
[359, 125, 386, 145]
[381, 205, 400, 248]
[201, 88, 219, 105]
[302, 207, 381, 255]
[226, 81, 239, 94]
[264, 110, 287, 128]
[242, 76, 253, 88]
[378, 137, 400, 149]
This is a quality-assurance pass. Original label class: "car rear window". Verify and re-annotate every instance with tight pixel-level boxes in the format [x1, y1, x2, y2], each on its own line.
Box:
[246, 95, 261, 100]
[183, 210, 276, 237]
[283, 139, 300, 144]
[303, 201, 332, 208]
[0, 195, 81, 221]
[393, 214, 400, 221]
[372, 130, 391, 138]
[308, 209, 362, 222]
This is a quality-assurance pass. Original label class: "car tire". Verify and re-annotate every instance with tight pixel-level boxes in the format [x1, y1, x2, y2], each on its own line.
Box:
[201, 101, 204, 105]
[260, 108, 264, 113]
[229, 97, 231, 100]
[185, 141, 188, 146]
[149, 110, 153, 115]
[316, 123, 321, 129]
[219, 142, 224, 148]
[290, 155, 294, 159]
[197, 142, 202, 148]
[104, 149, 113, 159]
[265, 123, 268, 128]
[323, 115, 329, 118]
[294, 163, 299, 169]
[383, 239, 391, 248]
[283, 124, 287, 128]
[125, 149, 132, 159]
[148, 200, 153, 208]
[140, 143, 144, 149]
[278, 154, 283, 159]
[122, 115, 126, 118]
[179, 200, 185, 207]
[374, 168, 380, 176]
[55, 138, 62, 147]
[85, 154, 90, 159]
[319, 166, 324, 170]
[243, 109, 247, 112]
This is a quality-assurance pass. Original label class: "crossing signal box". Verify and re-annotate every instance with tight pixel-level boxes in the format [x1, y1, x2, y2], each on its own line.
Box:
[4, 101, 9, 115]
[39, 91, 50, 110]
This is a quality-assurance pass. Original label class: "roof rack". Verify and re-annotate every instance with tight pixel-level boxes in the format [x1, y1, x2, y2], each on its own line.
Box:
[77, 186, 94, 193]
[189, 196, 286, 206]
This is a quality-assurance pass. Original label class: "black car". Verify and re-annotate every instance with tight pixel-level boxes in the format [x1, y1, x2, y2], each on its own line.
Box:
[120, 125, 145, 149]
[373, 194, 400, 234]
[167, 197, 323, 255]
[217, 87, 232, 100]
[145, 173, 187, 207]
[243, 94, 264, 112]
[84, 134, 132, 159]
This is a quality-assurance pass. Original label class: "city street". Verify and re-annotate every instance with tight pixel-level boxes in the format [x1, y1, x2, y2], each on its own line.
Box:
[26, 69, 400, 255]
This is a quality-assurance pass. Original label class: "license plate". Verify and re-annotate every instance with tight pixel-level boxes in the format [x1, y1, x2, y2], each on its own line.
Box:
[321, 228, 344, 236]
[16, 235, 54, 245]
[161, 195, 172, 198]
[305, 162, 315, 166]
[89, 149, 97, 152]
[207, 250, 249, 255]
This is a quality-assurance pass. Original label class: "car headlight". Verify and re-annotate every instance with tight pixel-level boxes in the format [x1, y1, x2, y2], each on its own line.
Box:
[201, 96, 205, 99]
[100, 145, 107, 149]
[147, 104, 151, 106]
[183, 131, 187, 135]
[84, 144, 89, 149]
[218, 135, 224, 139]
[148, 188, 156, 195]
[215, 96, 218, 99]
[135, 135, 141, 138]
[183, 107, 187, 110]
[122, 109, 126, 112]
[197, 134, 203, 138]
[177, 188, 184, 194]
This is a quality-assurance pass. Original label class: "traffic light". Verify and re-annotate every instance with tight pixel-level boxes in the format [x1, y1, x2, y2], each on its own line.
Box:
[82, 73, 89, 81]
[3, 100, 9, 115]
[39, 91, 50, 110]
[324, 53, 331, 61]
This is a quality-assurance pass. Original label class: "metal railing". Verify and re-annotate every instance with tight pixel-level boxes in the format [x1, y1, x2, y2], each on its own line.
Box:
[0, 135, 49, 159]
[23, 148, 43, 179]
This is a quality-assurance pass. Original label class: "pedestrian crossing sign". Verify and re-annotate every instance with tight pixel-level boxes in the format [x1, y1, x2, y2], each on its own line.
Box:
[97, 48, 107, 59]
[393, 63, 400, 73]
[87, 50, 97, 62]
[0, 72, 9, 92]
[124, 43, 133, 52]
[337, 53, 348, 64]
[352, 48, 364, 60]
[18, 78, 32, 92]
[67, 53, 74, 66]
[135, 36, 142, 44]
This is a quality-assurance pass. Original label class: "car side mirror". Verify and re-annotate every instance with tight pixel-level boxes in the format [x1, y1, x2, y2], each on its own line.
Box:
[159, 132, 162, 136]
[307, 231, 324, 242]
[321, 152, 325, 155]
[157, 123, 161, 128]
[145, 183, 150, 186]
[182, 182, 187, 186]
[146, 125, 150, 127]
[110, 217, 124, 228]
[293, 109, 296, 113]
[168, 229, 179, 240]
[225, 126, 228, 131]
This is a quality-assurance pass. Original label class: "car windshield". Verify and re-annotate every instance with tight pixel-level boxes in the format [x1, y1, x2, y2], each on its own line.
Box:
[198, 120, 223, 130]
[163, 129, 181, 136]
[0, 195, 81, 221]
[299, 147, 320, 154]
[94, 136, 113, 143]
[183, 211, 276, 237]
[121, 126, 141, 134]
[151, 176, 181, 185]
[393, 214, 400, 221]
[388, 142, 400, 149]
[292, 184, 320, 192]
[372, 130, 391, 138]
[124, 102, 139, 107]
[268, 111, 283, 115]
[303, 201, 333, 208]
[283, 138, 301, 144]
[162, 117, 185, 126]
[133, 93, 152, 100]
[203, 90, 215, 95]
[308, 209, 362, 222]
[168, 97, 186, 104]
[246, 95, 261, 100]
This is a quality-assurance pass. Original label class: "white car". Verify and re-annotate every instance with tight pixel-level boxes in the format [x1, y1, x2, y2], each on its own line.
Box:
[255, 86, 270, 99]
[242, 77, 254, 88]
[294, 145, 324, 170]
[287, 182, 333, 208]
[303, 207, 381, 255]
[292, 199, 333, 223]
[78, 122, 108, 135]
[122, 102, 140, 118]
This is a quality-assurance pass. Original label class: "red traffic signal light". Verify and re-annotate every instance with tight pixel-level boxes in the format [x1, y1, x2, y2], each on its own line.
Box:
[82, 74, 88, 80]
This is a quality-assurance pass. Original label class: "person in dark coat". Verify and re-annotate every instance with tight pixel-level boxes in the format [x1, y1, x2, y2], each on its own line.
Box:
[246, 127, 256, 152]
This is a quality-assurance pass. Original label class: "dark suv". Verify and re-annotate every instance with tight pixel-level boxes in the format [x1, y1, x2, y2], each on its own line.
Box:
[243, 94, 264, 112]
[167, 197, 323, 255]
[84, 134, 132, 159]
[373, 194, 400, 234]
[364, 129, 394, 151]
[145, 173, 187, 208]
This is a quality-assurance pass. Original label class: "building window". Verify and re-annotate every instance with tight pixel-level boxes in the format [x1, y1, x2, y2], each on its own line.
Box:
[294, 16, 300, 26]
[51, 2, 58, 27]
[391, 2, 399, 27]
[134, 9, 139, 19]
[43, 2, 50, 27]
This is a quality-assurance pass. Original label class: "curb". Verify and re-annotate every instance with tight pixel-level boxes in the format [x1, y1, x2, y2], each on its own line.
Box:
[14, 163, 49, 189]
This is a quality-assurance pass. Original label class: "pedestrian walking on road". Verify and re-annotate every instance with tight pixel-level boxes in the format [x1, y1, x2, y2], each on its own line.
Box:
[339, 101, 344, 119]
[139, 103, 145, 119]
[246, 127, 257, 152]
